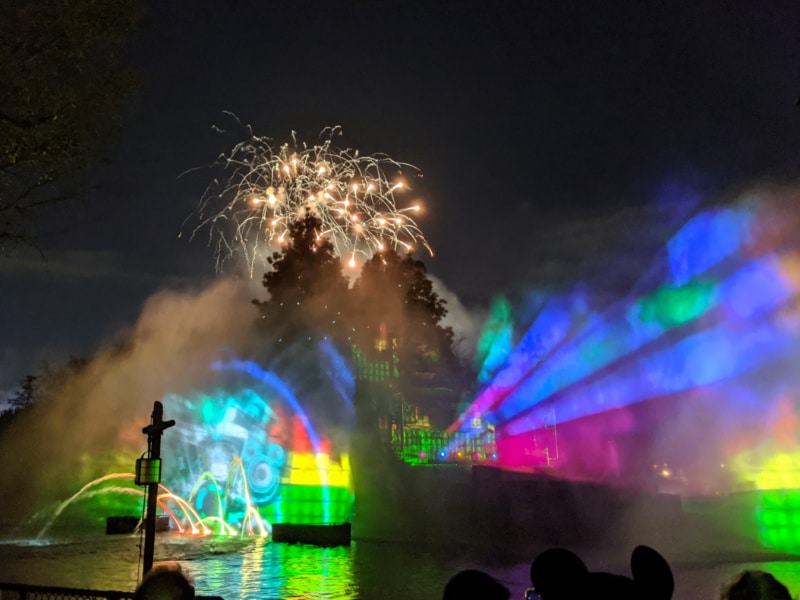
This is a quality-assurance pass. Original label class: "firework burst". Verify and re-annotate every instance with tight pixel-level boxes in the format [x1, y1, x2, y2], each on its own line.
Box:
[186, 123, 431, 274]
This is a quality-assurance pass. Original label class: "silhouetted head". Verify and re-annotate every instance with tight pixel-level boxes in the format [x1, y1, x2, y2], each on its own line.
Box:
[443, 569, 510, 600]
[631, 544, 674, 600]
[529, 547, 588, 600]
[721, 570, 791, 600]
[134, 565, 195, 600]
[583, 572, 636, 600]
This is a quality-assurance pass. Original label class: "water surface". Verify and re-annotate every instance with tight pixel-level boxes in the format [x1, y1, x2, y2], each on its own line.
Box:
[1, 532, 799, 599]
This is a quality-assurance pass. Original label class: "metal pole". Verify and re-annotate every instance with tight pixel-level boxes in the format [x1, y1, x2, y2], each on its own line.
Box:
[141, 401, 175, 576]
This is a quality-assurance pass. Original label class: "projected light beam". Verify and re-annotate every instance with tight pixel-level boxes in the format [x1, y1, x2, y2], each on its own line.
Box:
[449, 292, 585, 432]
[453, 194, 800, 499]
[454, 206, 761, 436]
[211, 359, 324, 453]
[492, 252, 798, 432]
[501, 316, 795, 439]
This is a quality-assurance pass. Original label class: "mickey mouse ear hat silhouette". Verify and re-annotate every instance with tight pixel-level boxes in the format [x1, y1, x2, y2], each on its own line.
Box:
[631, 545, 674, 600]
[529, 547, 588, 599]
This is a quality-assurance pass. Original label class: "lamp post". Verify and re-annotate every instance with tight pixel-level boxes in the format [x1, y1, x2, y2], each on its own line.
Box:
[137, 401, 175, 576]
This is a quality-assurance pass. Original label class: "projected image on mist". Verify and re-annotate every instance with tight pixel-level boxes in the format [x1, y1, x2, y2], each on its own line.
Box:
[159, 359, 353, 534]
[448, 190, 800, 549]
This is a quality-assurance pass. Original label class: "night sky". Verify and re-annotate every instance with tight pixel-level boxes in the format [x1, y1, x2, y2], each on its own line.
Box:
[2, 1, 799, 394]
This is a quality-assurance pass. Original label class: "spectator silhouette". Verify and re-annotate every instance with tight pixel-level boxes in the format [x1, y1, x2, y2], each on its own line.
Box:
[631, 544, 674, 600]
[134, 564, 195, 600]
[721, 570, 791, 600]
[528, 544, 673, 600]
[583, 572, 636, 599]
[443, 569, 510, 600]
[529, 547, 588, 600]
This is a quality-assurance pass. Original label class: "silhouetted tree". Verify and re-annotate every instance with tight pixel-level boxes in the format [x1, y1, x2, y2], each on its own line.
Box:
[0, 357, 89, 434]
[0, 0, 140, 250]
[254, 214, 351, 346]
[353, 249, 452, 352]
[252, 222, 464, 429]
[352, 249, 463, 428]
[0, 375, 36, 434]
[9, 375, 37, 412]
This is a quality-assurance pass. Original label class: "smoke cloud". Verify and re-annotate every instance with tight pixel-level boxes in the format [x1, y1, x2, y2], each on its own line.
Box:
[0, 278, 256, 523]
[429, 273, 483, 365]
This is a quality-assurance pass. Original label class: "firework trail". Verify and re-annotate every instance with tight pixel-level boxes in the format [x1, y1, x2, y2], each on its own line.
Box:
[185, 121, 432, 274]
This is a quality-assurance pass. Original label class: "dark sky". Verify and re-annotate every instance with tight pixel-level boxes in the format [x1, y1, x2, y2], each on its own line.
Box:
[2, 0, 799, 393]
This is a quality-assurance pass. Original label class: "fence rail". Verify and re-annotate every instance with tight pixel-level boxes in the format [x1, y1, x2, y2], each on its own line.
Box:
[0, 582, 223, 600]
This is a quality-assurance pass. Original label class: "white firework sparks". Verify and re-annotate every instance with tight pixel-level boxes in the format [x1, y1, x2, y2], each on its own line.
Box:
[186, 123, 432, 274]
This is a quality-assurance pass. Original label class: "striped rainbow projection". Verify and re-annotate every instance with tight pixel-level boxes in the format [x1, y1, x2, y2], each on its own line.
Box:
[451, 188, 800, 549]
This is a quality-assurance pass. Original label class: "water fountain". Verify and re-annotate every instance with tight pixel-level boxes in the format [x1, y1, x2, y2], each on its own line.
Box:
[26, 355, 355, 547]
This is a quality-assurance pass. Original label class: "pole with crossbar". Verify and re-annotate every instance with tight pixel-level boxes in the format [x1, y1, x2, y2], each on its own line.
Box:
[140, 401, 175, 576]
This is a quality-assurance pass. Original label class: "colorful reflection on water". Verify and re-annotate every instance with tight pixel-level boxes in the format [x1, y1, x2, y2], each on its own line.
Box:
[2, 534, 800, 600]
[0, 535, 458, 600]
[187, 538, 355, 599]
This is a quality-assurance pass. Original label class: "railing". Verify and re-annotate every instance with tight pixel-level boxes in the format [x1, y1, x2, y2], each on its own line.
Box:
[0, 582, 223, 600]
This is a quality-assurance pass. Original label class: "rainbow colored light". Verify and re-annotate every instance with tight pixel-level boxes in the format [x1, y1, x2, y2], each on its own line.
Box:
[35, 356, 355, 538]
[158, 359, 354, 534]
[452, 190, 800, 550]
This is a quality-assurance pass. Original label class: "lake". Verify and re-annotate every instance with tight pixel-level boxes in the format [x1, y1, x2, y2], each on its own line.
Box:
[1, 531, 799, 600]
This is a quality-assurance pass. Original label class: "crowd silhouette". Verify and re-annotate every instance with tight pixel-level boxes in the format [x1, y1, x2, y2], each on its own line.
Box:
[442, 546, 794, 600]
[443, 569, 511, 600]
[721, 570, 792, 600]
